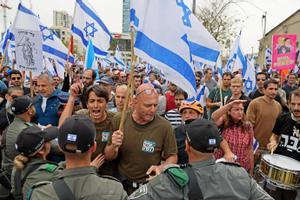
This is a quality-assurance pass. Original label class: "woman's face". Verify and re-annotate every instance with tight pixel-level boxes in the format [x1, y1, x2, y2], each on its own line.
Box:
[228, 103, 244, 122]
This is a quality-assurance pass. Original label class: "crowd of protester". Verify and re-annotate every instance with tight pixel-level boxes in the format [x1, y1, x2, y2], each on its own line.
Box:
[0, 60, 298, 199]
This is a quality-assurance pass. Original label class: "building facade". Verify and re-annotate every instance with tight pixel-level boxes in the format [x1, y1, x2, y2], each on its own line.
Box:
[257, 9, 300, 68]
[122, 0, 130, 33]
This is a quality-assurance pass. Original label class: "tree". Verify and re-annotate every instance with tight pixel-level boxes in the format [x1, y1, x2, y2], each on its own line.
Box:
[195, 0, 242, 51]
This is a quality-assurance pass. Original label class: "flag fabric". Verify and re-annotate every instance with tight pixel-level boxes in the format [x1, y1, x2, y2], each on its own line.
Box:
[265, 48, 272, 66]
[84, 39, 95, 69]
[114, 46, 125, 70]
[0, 26, 14, 54]
[130, 0, 198, 97]
[226, 33, 256, 94]
[44, 57, 65, 79]
[225, 33, 241, 72]
[13, 3, 74, 65]
[72, 0, 112, 57]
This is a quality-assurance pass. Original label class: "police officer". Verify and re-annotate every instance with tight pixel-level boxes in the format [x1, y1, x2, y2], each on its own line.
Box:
[11, 126, 60, 199]
[129, 119, 274, 200]
[28, 115, 127, 199]
[2, 96, 36, 179]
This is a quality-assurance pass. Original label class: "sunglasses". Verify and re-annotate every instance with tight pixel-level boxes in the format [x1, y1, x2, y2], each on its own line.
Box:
[135, 88, 156, 96]
[11, 77, 21, 80]
[256, 79, 266, 81]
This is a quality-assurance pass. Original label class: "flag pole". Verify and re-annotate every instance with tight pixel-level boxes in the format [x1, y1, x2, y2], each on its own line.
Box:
[29, 71, 34, 97]
[119, 28, 136, 131]
[0, 40, 10, 71]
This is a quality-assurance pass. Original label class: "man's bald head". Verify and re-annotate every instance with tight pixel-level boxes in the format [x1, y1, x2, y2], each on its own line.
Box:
[133, 84, 159, 124]
[135, 84, 158, 98]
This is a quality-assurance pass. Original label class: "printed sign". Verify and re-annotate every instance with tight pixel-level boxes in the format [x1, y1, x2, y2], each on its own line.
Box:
[272, 34, 297, 70]
[15, 29, 43, 75]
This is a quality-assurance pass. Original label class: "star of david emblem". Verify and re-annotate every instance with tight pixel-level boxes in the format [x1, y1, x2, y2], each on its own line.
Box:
[84, 22, 98, 38]
[39, 25, 54, 41]
[245, 77, 253, 93]
[176, 0, 192, 27]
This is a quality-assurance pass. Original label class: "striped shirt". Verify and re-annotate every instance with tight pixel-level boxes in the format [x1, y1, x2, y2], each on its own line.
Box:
[164, 109, 182, 129]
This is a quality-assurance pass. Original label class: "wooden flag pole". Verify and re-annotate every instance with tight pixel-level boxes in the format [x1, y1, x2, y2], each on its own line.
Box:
[119, 28, 136, 131]
[29, 71, 34, 98]
[0, 40, 10, 71]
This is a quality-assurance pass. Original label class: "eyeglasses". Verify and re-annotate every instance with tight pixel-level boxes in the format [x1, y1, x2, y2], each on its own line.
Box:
[256, 79, 266, 81]
[11, 77, 21, 80]
[196, 79, 201, 82]
[135, 88, 156, 96]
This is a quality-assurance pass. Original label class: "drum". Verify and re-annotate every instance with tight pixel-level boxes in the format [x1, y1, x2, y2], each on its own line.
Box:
[259, 154, 300, 190]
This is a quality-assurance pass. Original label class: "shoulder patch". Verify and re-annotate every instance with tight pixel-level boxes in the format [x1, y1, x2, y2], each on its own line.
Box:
[219, 161, 241, 167]
[101, 175, 121, 183]
[24, 122, 34, 126]
[129, 185, 148, 199]
[40, 163, 58, 173]
[165, 166, 189, 188]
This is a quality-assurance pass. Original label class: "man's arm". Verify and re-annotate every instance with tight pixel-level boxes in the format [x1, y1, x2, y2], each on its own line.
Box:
[267, 133, 280, 153]
[104, 130, 123, 161]
[58, 83, 81, 127]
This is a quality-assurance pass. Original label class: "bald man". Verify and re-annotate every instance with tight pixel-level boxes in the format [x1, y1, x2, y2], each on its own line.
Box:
[110, 84, 128, 113]
[106, 84, 178, 194]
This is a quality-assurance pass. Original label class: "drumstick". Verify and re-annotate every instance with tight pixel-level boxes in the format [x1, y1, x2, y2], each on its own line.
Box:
[270, 147, 274, 155]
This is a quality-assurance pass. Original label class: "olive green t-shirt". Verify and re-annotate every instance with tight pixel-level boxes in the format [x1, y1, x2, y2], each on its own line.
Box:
[75, 109, 116, 176]
[112, 111, 177, 183]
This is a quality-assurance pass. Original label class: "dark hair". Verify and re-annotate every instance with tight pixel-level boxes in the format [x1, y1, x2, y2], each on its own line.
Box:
[204, 68, 212, 74]
[85, 85, 109, 102]
[195, 71, 202, 79]
[289, 88, 300, 102]
[222, 72, 233, 79]
[223, 99, 250, 132]
[85, 69, 97, 80]
[256, 72, 268, 80]
[9, 69, 22, 78]
[287, 72, 297, 79]
[263, 79, 278, 89]
[175, 88, 188, 100]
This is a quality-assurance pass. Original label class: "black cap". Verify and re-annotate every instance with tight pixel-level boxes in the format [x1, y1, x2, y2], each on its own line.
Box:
[185, 119, 222, 153]
[11, 96, 33, 115]
[58, 115, 96, 154]
[15, 126, 59, 156]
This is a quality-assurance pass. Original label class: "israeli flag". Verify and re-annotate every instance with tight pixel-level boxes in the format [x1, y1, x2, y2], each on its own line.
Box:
[114, 46, 125, 69]
[13, 3, 74, 64]
[131, 0, 198, 97]
[225, 33, 241, 72]
[265, 48, 272, 66]
[44, 57, 65, 79]
[84, 39, 95, 69]
[72, 0, 112, 57]
[227, 33, 256, 94]
[0, 26, 14, 53]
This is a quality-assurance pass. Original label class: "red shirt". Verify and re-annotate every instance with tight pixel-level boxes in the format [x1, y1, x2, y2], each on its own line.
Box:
[214, 124, 254, 171]
[165, 91, 176, 112]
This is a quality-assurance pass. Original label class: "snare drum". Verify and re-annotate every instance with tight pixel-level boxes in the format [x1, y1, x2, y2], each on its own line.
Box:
[259, 154, 300, 190]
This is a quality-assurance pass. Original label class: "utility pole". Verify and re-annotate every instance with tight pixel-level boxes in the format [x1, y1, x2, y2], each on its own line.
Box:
[192, 0, 196, 14]
[262, 11, 267, 37]
[1, 0, 11, 31]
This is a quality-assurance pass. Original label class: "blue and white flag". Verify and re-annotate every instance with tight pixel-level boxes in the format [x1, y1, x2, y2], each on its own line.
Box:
[114, 46, 125, 70]
[13, 3, 74, 65]
[84, 39, 95, 69]
[0, 26, 14, 54]
[227, 34, 256, 94]
[265, 48, 272, 66]
[72, 0, 112, 57]
[131, 0, 198, 97]
[44, 57, 65, 79]
[225, 33, 241, 72]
